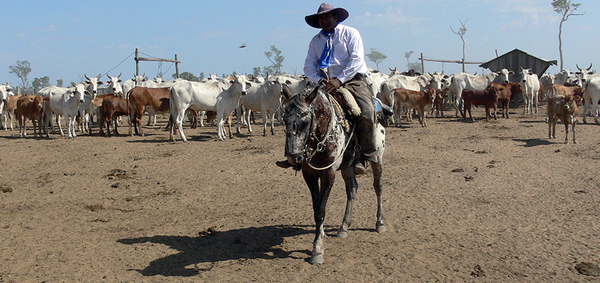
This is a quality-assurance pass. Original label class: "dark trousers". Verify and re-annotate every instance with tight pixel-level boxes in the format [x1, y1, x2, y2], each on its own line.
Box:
[342, 74, 377, 162]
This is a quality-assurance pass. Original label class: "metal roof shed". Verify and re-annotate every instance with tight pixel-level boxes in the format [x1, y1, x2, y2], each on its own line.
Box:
[479, 49, 557, 77]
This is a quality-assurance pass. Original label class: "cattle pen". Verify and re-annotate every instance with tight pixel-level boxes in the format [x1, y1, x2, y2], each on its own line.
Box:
[2, 106, 600, 281]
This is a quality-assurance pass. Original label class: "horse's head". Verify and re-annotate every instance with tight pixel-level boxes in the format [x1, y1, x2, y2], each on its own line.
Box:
[281, 87, 320, 166]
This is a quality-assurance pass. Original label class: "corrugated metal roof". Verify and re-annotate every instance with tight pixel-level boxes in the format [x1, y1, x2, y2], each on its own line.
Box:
[479, 49, 557, 77]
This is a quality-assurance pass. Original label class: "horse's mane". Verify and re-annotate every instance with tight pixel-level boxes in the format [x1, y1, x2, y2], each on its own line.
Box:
[287, 86, 319, 111]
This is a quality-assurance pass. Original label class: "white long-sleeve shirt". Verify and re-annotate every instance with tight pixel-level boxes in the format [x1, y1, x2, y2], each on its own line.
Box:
[304, 24, 368, 84]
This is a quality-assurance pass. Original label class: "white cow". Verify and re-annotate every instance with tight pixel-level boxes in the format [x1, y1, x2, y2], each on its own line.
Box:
[0, 83, 14, 130]
[42, 83, 89, 138]
[236, 79, 285, 136]
[79, 74, 103, 134]
[106, 73, 124, 95]
[365, 69, 388, 98]
[169, 75, 250, 141]
[519, 67, 541, 114]
[576, 64, 600, 124]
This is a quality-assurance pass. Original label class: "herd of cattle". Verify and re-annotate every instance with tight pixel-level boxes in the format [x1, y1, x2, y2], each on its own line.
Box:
[0, 64, 598, 144]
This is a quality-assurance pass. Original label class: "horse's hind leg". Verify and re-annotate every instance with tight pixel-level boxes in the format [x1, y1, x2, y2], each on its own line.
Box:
[338, 168, 358, 238]
[371, 161, 386, 233]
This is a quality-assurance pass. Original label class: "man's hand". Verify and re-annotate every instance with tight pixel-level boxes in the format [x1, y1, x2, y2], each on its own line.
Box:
[322, 78, 342, 93]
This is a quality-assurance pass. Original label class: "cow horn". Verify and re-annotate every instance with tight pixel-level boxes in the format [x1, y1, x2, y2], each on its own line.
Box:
[117, 73, 122, 79]
[85, 74, 91, 80]
[389, 67, 397, 72]
[97, 74, 102, 79]
[587, 63, 593, 71]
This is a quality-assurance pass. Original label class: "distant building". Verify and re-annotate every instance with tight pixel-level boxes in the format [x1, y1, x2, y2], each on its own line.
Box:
[479, 49, 557, 79]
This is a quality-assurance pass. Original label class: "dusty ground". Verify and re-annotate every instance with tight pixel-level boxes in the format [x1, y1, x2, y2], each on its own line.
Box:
[1, 104, 600, 282]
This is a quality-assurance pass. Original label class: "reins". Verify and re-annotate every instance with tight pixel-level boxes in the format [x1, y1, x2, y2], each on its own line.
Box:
[303, 92, 355, 171]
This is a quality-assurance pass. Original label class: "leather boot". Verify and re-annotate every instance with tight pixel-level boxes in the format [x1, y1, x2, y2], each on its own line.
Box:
[276, 160, 292, 169]
[354, 159, 368, 175]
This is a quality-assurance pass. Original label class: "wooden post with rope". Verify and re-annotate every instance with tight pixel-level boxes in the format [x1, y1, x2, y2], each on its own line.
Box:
[134, 48, 181, 78]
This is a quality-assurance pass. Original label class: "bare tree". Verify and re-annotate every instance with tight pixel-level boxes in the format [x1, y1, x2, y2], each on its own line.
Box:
[450, 17, 470, 72]
[552, 0, 584, 71]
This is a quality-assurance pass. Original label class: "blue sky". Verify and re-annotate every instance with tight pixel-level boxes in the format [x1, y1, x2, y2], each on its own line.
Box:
[2, 0, 598, 87]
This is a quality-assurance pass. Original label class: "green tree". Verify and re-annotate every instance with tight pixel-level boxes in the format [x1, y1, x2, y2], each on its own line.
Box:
[552, 0, 584, 71]
[366, 48, 387, 70]
[177, 71, 199, 81]
[264, 45, 284, 76]
[32, 76, 50, 94]
[252, 67, 262, 78]
[57, 79, 64, 87]
[9, 60, 32, 90]
[198, 72, 205, 81]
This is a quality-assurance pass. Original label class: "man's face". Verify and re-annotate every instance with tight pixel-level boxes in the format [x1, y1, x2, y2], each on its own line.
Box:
[318, 13, 338, 33]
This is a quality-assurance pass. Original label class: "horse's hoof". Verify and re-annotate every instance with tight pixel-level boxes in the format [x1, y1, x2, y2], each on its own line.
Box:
[376, 224, 387, 233]
[336, 230, 348, 238]
[310, 253, 324, 264]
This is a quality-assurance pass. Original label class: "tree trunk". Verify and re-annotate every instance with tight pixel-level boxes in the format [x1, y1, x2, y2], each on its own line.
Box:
[558, 18, 565, 71]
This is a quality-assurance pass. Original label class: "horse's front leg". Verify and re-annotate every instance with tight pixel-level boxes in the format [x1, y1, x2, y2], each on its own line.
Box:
[371, 160, 386, 233]
[303, 169, 335, 264]
[338, 167, 358, 238]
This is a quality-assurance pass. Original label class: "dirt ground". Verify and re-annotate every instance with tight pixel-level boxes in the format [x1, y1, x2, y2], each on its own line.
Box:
[1, 104, 600, 282]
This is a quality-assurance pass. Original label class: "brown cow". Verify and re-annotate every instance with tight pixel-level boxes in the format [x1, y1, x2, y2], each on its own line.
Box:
[548, 94, 581, 144]
[2, 95, 21, 131]
[128, 87, 170, 136]
[101, 96, 130, 136]
[488, 82, 522, 118]
[461, 88, 498, 122]
[391, 87, 436, 127]
[544, 84, 584, 123]
[431, 87, 448, 117]
[15, 94, 48, 137]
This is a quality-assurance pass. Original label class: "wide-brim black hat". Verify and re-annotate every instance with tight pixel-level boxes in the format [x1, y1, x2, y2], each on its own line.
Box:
[305, 3, 349, 29]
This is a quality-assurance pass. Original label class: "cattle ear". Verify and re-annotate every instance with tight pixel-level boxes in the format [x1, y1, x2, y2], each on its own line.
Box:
[44, 97, 50, 101]
[509, 71, 515, 75]
[118, 79, 122, 83]
[98, 81, 103, 85]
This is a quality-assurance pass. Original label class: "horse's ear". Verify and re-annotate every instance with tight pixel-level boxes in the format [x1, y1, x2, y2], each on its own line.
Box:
[304, 87, 319, 104]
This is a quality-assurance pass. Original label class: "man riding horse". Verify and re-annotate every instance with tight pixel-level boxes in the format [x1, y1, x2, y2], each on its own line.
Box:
[276, 3, 377, 174]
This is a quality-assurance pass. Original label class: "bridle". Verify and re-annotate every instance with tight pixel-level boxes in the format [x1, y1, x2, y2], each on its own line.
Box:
[292, 90, 355, 171]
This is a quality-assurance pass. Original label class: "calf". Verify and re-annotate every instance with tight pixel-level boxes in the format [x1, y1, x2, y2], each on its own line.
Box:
[547, 94, 580, 144]
[15, 94, 48, 137]
[101, 96, 130, 136]
[128, 87, 170, 136]
[431, 87, 448, 117]
[2, 95, 20, 131]
[461, 88, 498, 121]
[391, 87, 436, 127]
[488, 82, 522, 118]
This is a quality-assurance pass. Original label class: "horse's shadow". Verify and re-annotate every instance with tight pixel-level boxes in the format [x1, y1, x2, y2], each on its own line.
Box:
[117, 225, 310, 277]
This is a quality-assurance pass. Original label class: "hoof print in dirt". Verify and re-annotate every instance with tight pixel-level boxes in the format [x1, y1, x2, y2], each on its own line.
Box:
[104, 169, 132, 180]
[451, 168, 464, 173]
[464, 176, 474, 181]
[198, 226, 217, 237]
[470, 264, 485, 277]
[1, 185, 13, 193]
[575, 262, 600, 276]
[111, 182, 129, 189]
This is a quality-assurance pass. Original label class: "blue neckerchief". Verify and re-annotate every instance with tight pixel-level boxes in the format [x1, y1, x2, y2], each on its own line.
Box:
[318, 29, 334, 69]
